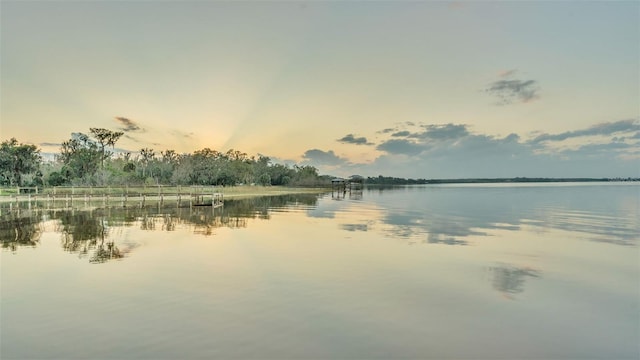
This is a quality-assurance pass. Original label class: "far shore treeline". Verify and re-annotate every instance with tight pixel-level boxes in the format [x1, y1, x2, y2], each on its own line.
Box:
[1, 129, 637, 189]
[0, 129, 330, 188]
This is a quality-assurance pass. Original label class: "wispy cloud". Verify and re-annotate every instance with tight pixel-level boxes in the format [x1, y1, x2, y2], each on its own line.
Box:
[337, 134, 373, 145]
[170, 130, 195, 139]
[114, 116, 144, 132]
[485, 70, 540, 105]
[531, 119, 640, 143]
[123, 134, 139, 141]
[485, 79, 539, 105]
[378, 128, 397, 134]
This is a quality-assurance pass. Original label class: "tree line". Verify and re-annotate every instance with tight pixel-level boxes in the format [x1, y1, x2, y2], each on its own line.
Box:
[1, 128, 330, 187]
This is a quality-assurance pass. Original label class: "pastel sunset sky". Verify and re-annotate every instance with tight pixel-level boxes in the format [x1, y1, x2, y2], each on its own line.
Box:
[1, 1, 638, 178]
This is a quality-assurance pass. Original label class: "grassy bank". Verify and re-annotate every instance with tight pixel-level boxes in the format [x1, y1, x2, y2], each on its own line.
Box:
[217, 186, 330, 199]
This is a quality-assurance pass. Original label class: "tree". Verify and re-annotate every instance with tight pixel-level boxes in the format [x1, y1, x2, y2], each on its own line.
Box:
[269, 163, 294, 185]
[253, 155, 272, 185]
[47, 171, 66, 186]
[257, 173, 271, 186]
[292, 165, 324, 186]
[89, 128, 124, 170]
[190, 148, 221, 185]
[157, 150, 178, 183]
[58, 133, 102, 183]
[139, 148, 155, 178]
[161, 150, 178, 163]
[0, 138, 42, 186]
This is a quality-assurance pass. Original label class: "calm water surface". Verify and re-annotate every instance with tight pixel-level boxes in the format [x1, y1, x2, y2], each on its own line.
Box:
[1, 183, 638, 359]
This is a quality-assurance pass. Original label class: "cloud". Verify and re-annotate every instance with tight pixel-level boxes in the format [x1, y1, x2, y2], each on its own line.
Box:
[123, 134, 140, 142]
[114, 117, 143, 132]
[391, 131, 411, 137]
[531, 119, 640, 143]
[376, 139, 426, 156]
[388, 124, 470, 141]
[169, 130, 195, 139]
[561, 142, 634, 156]
[302, 149, 347, 166]
[378, 128, 397, 134]
[421, 132, 528, 160]
[39, 142, 62, 147]
[337, 134, 373, 145]
[418, 123, 469, 140]
[375, 121, 638, 163]
[485, 79, 540, 105]
[346, 120, 639, 179]
[374, 124, 496, 157]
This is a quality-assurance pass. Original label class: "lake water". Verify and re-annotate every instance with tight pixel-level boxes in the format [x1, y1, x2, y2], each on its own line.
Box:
[1, 183, 638, 359]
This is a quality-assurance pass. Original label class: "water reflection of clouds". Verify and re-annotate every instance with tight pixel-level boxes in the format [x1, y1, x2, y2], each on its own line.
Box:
[323, 194, 505, 246]
[544, 209, 638, 246]
[306, 198, 344, 219]
[340, 185, 640, 247]
[426, 233, 469, 246]
[340, 223, 370, 232]
[489, 263, 541, 299]
[379, 211, 491, 246]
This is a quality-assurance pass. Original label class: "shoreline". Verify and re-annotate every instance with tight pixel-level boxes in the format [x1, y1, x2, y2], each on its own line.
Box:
[216, 186, 331, 199]
[0, 185, 331, 203]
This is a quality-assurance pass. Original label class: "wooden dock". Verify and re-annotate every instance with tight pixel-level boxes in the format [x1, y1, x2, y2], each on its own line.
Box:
[0, 186, 224, 210]
[331, 177, 363, 199]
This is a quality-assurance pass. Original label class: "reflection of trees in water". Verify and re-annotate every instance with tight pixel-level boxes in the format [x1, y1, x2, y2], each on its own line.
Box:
[53, 211, 128, 263]
[0, 210, 43, 251]
[90, 241, 124, 263]
[56, 211, 104, 250]
[0, 193, 321, 257]
[162, 214, 176, 232]
[169, 194, 320, 235]
[140, 214, 156, 231]
[489, 264, 541, 298]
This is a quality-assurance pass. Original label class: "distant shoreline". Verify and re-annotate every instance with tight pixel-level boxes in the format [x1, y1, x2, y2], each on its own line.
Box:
[362, 177, 639, 185]
[420, 178, 638, 184]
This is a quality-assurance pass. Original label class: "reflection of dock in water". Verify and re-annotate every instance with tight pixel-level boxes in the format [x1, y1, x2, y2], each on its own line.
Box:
[1, 193, 322, 257]
[0, 186, 224, 211]
[331, 176, 363, 200]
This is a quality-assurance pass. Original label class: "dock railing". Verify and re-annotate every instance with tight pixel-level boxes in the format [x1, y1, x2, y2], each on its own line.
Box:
[0, 185, 224, 209]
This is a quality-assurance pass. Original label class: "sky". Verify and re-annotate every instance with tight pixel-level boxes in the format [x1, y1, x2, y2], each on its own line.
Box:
[1, 1, 639, 178]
